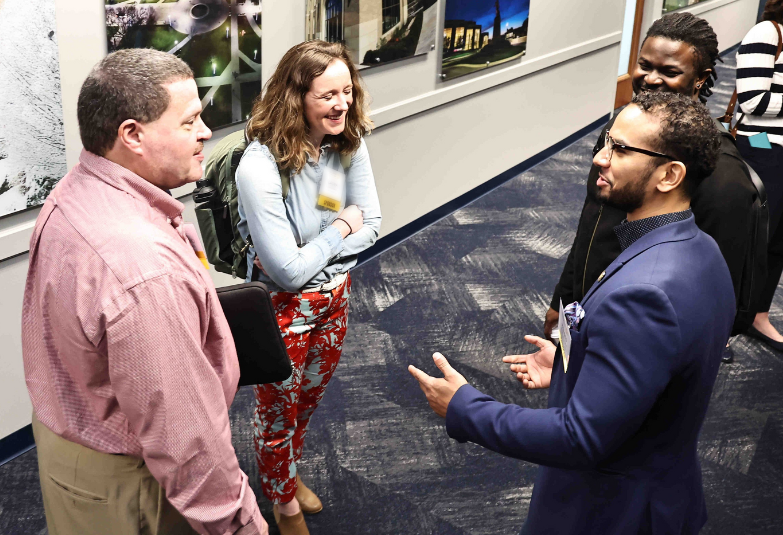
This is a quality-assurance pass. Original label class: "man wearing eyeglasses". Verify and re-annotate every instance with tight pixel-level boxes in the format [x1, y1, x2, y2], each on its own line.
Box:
[410, 91, 734, 535]
[540, 13, 757, 362]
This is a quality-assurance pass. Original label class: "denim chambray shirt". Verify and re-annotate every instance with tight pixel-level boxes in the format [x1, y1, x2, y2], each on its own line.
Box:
[235, 138, 381, 292]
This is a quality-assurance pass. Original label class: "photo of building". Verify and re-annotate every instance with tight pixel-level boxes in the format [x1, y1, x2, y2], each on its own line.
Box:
[0, 0, 67, 218]
[306, 0, 437, 68]
[441, 0, 530, 81]
[104, 0, 263, 130]
[662, 0, 713, 13]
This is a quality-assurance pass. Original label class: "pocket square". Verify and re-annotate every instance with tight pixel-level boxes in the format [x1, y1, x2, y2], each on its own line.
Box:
[564, 301, 585, 329]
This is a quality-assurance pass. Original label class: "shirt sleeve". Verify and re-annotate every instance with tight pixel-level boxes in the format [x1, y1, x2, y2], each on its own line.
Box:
[236, 145, 345, 292]
[447, 284, 681, 469]
[337, 138, 382, 258]
[737, 22, 783, 117]
[105, 275, 267, 535]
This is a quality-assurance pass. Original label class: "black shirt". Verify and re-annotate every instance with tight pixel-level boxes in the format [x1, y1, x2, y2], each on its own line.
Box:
[614, 210, 693, 251]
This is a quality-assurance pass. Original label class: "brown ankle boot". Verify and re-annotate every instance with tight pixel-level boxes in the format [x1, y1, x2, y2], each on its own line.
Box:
[273, 504, 310, 535]
[295, 474, 323, 514]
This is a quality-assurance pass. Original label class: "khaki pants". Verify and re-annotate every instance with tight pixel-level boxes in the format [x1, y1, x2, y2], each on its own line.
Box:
[32, 414, 197, 535]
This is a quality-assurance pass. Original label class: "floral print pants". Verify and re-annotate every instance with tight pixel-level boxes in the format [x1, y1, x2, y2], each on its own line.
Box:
[253, 274, 351, 503]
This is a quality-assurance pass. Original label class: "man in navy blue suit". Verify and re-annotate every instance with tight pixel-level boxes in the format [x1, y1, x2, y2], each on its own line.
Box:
[409, 91, 734, 535]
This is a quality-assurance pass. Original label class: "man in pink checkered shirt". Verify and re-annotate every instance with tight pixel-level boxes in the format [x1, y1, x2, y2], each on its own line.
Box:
[22, 49, 268, 535]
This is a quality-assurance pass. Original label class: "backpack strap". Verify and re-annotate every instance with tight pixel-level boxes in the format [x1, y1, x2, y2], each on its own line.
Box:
[721, 90, 740, 136]
[746, 161, 768, 206]
[279, 167, 290, 199]
[339, 151, 353, 170]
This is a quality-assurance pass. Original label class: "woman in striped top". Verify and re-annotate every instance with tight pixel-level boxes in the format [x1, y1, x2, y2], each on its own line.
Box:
[736, 0, 783, 350]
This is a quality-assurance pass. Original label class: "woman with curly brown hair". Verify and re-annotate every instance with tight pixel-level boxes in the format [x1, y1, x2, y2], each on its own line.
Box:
[235, 40, 381, 535]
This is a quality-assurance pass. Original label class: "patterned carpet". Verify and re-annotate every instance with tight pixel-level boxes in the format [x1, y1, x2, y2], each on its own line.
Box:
[2, 48, 783, 535]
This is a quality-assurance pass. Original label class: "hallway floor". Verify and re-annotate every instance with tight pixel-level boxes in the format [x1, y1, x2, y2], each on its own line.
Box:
[2, 49, 782, 535]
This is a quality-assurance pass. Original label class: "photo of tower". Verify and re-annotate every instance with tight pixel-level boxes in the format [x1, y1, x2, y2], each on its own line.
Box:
[441, 0, 530, 81]
[306, 0, 438, 69]
[104, 0, 263, 131]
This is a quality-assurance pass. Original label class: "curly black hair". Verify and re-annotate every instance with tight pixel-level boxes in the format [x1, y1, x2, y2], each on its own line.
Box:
[631, 91, 721, 198]
[763, 0, 783, 23]
[644, 12, 720, 103]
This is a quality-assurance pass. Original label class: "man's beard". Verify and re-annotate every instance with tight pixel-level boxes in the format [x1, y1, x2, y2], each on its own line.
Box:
[597, 166, 654, 213]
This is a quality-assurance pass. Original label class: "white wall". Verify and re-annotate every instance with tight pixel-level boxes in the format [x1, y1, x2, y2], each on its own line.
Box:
[0, 254, 31, 439]
[641, 0, 758, 52]
[6, 0, 748, 441]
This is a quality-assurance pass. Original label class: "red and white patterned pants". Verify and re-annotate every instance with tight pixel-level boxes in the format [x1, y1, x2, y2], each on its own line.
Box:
[253, 274, 351, 503]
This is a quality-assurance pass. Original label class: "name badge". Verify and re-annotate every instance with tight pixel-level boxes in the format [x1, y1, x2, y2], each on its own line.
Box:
[317, 166, 344, 212]
[748, 132, 772, 149]
[558, 299, 571, 373]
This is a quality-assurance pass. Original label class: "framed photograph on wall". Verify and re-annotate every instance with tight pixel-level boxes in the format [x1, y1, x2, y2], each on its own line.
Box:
[306, 0, 438, 69]
[441, 0, 530, 81]
[0, 0, 67, 219]
[662, 0, 712, 13]
[104, 0, 262, 131]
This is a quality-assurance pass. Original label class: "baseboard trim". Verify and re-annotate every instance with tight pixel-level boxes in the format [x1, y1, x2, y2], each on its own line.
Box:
[0, 111, 611, 468]
[720, 42, 740, 57]
[0, 424, 34, 467]
[357, 112, 611, 266]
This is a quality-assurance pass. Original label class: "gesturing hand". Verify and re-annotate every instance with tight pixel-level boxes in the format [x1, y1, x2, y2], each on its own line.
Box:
[408, 353, 468, 418]
[502, 335, 556, 389]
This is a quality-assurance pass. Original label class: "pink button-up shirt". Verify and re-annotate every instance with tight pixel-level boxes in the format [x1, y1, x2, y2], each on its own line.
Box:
[22, 151, 266, 535]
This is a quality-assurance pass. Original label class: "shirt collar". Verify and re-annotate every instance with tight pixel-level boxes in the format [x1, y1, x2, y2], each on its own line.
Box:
[614, 209, 693, 251]
[78, 150, 185, 225]
[306, 143, 332, 165]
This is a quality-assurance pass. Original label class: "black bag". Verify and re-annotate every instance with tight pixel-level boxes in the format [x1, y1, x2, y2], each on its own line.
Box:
[215, 282, 292, 386]
[734, 161, 769, 334]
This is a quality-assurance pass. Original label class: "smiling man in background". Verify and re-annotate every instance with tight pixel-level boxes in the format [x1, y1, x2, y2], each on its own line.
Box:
[411, 92, 734, 535]
[22, 49, 267, 535]
[542, 12, 759, 361]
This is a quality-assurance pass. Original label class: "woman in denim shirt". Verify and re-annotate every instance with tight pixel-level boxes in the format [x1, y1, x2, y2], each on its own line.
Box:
[235, 41, 381, 535]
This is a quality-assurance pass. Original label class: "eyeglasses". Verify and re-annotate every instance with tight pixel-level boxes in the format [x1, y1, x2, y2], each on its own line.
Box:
[601, 132, 676, 163]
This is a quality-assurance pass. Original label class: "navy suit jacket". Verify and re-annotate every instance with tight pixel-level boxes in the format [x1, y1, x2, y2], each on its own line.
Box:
[446, 216, 734, 535]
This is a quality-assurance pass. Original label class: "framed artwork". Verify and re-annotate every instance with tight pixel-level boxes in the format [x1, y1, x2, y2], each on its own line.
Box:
[0, 0, 67, 219]
[662, 0, 712, 13]
[441, 0, 530, 81]
[306, 0, 438, 69]
[105, 0, 262, 131]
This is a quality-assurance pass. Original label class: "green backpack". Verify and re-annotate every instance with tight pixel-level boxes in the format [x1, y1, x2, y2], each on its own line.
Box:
[194, 130, 352, 279]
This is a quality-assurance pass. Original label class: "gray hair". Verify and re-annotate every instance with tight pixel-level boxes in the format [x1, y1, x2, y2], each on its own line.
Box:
[77, 49, 193, 156]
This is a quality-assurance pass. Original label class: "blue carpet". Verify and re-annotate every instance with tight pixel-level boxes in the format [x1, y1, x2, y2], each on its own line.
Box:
[3, 49, 783, 535]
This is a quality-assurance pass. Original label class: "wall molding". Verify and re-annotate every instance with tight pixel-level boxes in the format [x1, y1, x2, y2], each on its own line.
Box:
[0, 110, 611, 465]
[0, 424, 34, 467]
[0, 209, 39, 263]
[371, 31, 621, 128]
[356, 112, 611, 267]
[679, 0, 741, 17]
[0, 30, 620, 264]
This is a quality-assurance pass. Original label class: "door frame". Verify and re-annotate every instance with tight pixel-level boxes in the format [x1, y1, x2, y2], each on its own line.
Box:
[615, 0, 647, 109]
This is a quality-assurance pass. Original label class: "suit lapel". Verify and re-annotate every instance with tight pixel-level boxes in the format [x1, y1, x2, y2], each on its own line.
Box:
[581, 216, 699, 306]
